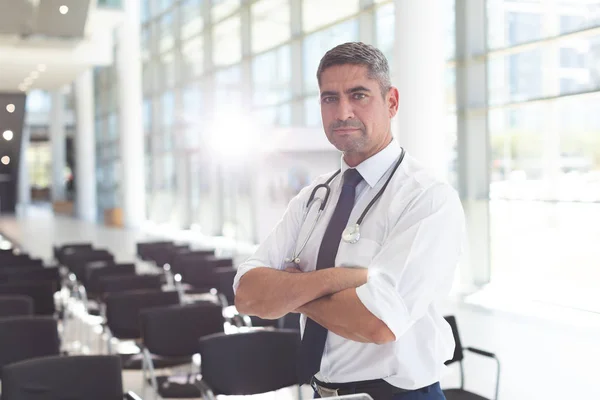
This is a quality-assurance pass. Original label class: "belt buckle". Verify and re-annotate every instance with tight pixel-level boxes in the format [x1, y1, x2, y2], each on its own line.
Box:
[311, 379, 339, 398]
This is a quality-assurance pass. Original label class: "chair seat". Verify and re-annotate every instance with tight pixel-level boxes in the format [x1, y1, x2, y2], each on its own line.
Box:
[151, 375, 202, 398]
[119, 352, 191, 370]
[443, 388, 490, 400]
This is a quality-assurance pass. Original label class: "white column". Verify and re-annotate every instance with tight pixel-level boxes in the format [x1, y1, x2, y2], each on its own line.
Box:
[50, 90, 66, 202]
[393, 0, 447, 178]
[74, 69, 97, 222]
[117, 0, 146, 229]
[17, 125, 31, 211]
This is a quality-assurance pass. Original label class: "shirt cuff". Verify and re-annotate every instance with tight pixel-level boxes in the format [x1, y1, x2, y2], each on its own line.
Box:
[232, 261, 264, 294]
[355, 268, 413, 341]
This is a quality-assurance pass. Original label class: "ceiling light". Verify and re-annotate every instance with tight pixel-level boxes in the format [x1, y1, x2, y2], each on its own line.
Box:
[6, 104, 15, 113]
[3, 130, 13, 141]
[59, 5, 69, 14]
[38, 64, 46, 72]
[24, 77, 33, 85]
[31, 71, 39, 79]
[19, 85, 27, 92]
[1, 156, 10, 165]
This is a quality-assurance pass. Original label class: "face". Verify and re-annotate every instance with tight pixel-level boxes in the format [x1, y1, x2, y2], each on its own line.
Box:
[319, 64, 399, 166]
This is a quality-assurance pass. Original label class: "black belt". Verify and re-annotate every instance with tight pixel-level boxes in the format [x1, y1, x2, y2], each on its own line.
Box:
[311, 376, 437, 398]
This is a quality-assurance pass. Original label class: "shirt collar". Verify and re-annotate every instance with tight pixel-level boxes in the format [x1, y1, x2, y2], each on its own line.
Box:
[340, 139, 402, 188]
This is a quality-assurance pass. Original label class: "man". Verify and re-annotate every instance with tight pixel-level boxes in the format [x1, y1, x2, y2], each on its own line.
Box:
[234, 42, 465, 400]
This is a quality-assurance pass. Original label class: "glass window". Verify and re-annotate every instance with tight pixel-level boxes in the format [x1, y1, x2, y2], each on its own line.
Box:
[141, 27, 151, 62]
[487, 1, 544, 49]
[181, 0, 204, 40]
[158, 12, 175, 52]
[26, 90, 51, 113]
[375, 3, 394, 67]
[143, 99, 152, 133]
[159, 52, 177, 89]
[488, 48, 544, 104]
[304, 95, 321, 127]
[161, 91, 175, 129]
[182, 36, 204, 79]
[27, 142, 52, 189]
[558, 2, 600, 35]
[215, 66, 243, 112]
[302, 0, 360, 32]
[303, 18, 359, 94]
[251, 0, 291, 53]
[558, 34, 600, 96]
[252, 45, 292, 107]
[213, 16, 242, 66]
[211, 0, 240, 23]
[142, 62, 154, 94]
[141, 0, 151, 22]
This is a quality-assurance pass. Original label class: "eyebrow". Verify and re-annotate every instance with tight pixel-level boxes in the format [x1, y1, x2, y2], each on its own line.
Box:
[320, 86, 372, 99]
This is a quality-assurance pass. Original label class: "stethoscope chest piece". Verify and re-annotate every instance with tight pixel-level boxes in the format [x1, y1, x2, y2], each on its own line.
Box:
[342, 224, 361, 244]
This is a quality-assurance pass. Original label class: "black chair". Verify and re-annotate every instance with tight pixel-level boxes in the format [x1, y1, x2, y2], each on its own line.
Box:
[1, 355, 144, 400]
[100, 274, 163, 295]
[53, 242, 94, 262]
[105, 290, 180, 341]
[443, 316, 501, 400]
[0, 295, 33, 317]
[0, 280, 57, 315]
[197, 330, 301, 398]
[0, 316, 60, 378]
[86, 263, 137, 299]
[0, 266, 60, 288]
[137, 241, 173, 261]
[140, 302, 225, 399]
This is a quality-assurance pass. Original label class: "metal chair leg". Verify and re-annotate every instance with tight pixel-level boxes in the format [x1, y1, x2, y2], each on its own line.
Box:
[143, 347, 159, 400]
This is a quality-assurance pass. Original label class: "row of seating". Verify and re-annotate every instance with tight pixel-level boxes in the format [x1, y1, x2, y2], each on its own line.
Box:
[0, 235, 500, 400]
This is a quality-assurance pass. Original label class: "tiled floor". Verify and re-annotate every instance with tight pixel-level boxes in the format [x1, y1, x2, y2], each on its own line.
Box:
[1, 209, 599, 400]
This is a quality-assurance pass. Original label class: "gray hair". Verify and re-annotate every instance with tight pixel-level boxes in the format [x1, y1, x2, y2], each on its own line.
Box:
[317, 42, 391, 97]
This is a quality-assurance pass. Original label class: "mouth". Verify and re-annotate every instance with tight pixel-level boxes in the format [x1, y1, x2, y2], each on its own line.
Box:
[333, 128, 360, 133]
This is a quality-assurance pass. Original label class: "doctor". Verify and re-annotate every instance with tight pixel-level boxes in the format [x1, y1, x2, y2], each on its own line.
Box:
[234, 42, 465, 399]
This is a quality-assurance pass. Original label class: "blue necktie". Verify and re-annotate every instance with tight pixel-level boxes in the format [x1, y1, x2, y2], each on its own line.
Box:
[298, 168, 363, 383]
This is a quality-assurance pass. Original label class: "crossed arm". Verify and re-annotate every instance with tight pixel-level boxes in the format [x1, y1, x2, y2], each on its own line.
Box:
[234, 266, 396, 344]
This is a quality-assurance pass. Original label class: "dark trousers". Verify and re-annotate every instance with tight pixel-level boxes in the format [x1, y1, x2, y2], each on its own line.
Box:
[313, 382, 446, 400]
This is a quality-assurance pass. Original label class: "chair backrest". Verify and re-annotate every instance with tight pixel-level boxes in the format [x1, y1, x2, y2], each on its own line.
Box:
[0, 267, 60, 286]
[0, 317, 60, 377]
[136, 241, 173, 260]
[444, 315, 464, 365]
[141, 302, 224, 358]
[61, 250, 114, 272]
[105, 290, 180, 339]
[86, 263, 136, 296]
[0, 295, 34, 317]
[198, 330, 300, 395]
[213, 267, 237, 305]
[100, 274, 163, 295]
[0, 280, 57, 315]
[280, 313, 301, 331]
[1, 355, 124, 400]
[0, 255, 44, 268]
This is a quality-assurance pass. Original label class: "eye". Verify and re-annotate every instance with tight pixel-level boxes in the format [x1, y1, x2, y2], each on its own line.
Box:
[352, 93, 367, 100]
[321, 96, 338, 104]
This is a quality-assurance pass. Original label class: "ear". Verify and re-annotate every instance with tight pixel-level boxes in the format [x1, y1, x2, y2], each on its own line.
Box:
[387, 86, 399, 118]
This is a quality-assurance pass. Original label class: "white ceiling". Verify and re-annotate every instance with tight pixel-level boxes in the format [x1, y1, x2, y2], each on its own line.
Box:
[0, 1, 123, 92]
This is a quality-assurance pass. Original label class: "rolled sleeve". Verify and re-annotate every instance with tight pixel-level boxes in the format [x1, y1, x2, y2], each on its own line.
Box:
[232, 185, 312, 294]
[355, 183, 465, 340]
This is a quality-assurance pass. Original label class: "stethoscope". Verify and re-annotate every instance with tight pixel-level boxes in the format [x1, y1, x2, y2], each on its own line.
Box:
[285, 148, 405, 265]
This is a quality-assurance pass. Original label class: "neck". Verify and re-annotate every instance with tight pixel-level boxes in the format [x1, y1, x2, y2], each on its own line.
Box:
[343, 136, 393, 167]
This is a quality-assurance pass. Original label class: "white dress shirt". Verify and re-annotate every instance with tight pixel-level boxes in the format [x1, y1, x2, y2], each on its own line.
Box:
[233, 139, 466, 390]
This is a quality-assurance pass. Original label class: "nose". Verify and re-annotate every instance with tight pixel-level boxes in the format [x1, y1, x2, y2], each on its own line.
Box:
[334, 96, 355, 121]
